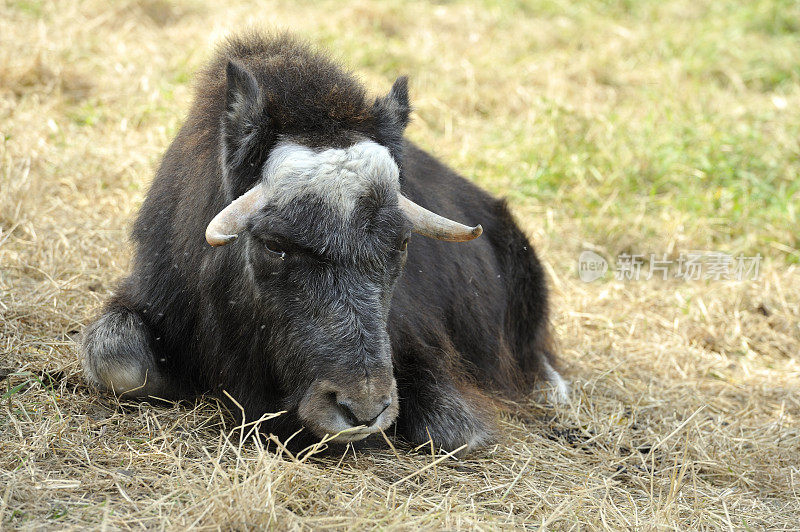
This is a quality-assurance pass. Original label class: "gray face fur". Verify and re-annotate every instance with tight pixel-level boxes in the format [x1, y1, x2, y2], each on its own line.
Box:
[242, 139, 409, 441]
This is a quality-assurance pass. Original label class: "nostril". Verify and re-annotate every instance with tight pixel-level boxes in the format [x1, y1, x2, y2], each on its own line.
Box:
[367, 398, 392, 426]
[335, 397, 392, 427]
[336, 400, 361, 427]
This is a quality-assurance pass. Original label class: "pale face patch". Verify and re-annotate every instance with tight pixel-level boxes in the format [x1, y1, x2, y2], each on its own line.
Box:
[259, 140, 400, 216]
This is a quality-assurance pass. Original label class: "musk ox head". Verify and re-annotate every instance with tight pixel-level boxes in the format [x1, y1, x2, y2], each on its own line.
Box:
[204, 52, 481, 443]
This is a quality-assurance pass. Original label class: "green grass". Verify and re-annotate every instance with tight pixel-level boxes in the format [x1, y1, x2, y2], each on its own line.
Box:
[428, 0, 800, 261]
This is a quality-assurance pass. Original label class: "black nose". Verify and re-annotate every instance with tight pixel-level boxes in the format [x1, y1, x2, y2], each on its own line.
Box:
[336, 398, 391, 427]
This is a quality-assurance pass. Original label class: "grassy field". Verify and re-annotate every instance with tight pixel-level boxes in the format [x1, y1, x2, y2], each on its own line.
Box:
[1, 0, 799, 529]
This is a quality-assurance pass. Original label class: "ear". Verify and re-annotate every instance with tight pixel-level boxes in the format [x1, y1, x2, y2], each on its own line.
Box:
[222, 60, 274, 197]
[372, 76, 411, 165]
[374, 75, 411, 130]
[226, 59, 260, 118]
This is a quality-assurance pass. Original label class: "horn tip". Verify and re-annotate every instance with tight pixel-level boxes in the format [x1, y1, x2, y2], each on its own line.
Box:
[471, 225, 483, 238]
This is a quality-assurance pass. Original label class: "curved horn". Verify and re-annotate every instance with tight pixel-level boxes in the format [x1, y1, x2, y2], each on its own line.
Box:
[398, 195, 482, 242]
[205, 184, 269, 247]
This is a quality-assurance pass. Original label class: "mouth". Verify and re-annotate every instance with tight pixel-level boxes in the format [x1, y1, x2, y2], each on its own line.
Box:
[324, 426, 380, 443]
[307, 406, 394, 443]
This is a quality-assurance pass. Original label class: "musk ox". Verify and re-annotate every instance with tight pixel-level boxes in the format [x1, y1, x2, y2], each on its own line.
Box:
[81, 33, 568, 452]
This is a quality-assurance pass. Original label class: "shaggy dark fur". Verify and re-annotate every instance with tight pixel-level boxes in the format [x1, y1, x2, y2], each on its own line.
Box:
[82, 32, 561, 452]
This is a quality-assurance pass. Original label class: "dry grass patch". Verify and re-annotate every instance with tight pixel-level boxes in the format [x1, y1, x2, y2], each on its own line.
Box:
[1, 0, 798, 529]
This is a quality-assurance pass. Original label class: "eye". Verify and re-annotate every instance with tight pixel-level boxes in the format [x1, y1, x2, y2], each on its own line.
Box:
[399, 237, 410, 252]
[264, 240, 286, 260]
